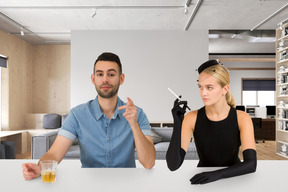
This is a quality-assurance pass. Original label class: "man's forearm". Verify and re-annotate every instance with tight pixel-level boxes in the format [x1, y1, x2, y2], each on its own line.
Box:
[131, 124, 155, 169]
[37, 152, 60, 166]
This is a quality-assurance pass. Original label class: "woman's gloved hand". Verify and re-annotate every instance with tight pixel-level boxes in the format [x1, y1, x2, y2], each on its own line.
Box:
[190, 149, 257, 185]
[190, 170, 222, 184]
[171, 98, 188, 124]
[166, 98, 188, 171]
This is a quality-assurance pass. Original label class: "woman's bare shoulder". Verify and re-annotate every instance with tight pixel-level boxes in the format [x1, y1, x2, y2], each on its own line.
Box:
[236, 110, 253, 127]
[182, 110, 198, 130]
[236, 110, 251, 121]
[185, 110, 198, 119]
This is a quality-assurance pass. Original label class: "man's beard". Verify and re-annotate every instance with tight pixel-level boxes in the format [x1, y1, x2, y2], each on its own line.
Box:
[96, 83, 120, 99]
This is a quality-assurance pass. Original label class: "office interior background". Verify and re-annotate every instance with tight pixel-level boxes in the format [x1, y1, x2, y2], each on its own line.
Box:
[0, 0, 288, 159]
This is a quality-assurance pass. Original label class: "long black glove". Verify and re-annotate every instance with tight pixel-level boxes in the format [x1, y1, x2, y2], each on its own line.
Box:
[190, 149, 257, 184]
[166, 98, 188, 171]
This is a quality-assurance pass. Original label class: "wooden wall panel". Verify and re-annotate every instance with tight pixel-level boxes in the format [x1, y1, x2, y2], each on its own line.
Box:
[32, 45, 71, 114]
[0, 30, 33, 131]
[1, 30, 71, 131]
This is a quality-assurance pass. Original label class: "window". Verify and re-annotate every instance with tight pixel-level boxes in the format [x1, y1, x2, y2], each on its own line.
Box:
[242, 79, 275, 106]
[0, 56, 7, 68]
[0, 67, 2, 131]
[0, 55, 7, 131]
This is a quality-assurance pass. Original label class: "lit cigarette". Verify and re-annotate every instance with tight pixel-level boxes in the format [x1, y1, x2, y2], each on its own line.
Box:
[168, 88, 182, 100]
[168, 87, 191, 111]
[168, 87, 191, 110]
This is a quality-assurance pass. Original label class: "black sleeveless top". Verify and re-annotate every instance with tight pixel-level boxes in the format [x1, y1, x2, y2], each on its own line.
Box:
[193, 106, 241, 167]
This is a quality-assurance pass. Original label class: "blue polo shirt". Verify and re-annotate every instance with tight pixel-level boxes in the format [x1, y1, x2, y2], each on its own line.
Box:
[58, 96, 151, 168]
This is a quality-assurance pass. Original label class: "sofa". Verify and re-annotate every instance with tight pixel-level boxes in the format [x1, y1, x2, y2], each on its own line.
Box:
[0, 141, 16, 159]
[32, 127, 199, 160]
[143, 127, 198, 160]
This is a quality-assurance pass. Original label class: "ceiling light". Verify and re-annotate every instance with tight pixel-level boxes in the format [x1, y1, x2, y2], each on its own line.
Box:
[91, 8, 96, 18]
[185, 0, 203, 31]
[20, 28, 24, 36]
[231, 30, 237, 38]
[208, 34, 220, 39]
[249, 37, 276, 43]
[251, 2, 288, 31]
[184, 5, 188, 15]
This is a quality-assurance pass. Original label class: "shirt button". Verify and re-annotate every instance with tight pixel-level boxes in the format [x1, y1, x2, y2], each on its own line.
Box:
[107, 153, 110, 157]
[107, 138, 110, 141]
[106, 124, 108, 127]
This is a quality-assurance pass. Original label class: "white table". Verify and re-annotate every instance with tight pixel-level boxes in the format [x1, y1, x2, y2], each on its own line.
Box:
[0, 160, 287, 192]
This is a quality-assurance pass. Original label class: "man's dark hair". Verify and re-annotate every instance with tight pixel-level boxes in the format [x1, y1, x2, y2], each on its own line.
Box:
[93, 52, 122, 74]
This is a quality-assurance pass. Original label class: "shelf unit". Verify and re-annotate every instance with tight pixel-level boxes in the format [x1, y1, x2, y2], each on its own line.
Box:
[276, 22, 288, 159]
[149, 121, 174, 127]
[277, 46, 288, 53]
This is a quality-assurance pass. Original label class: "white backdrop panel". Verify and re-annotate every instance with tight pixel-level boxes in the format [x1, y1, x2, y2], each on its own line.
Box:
[71, 30, 208, 121]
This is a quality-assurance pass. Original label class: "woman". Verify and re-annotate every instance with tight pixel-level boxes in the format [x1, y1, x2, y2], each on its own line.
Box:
[166, 60, 257, 184]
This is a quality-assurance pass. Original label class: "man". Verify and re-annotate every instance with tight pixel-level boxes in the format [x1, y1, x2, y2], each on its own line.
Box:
[22, 52, 155, 180]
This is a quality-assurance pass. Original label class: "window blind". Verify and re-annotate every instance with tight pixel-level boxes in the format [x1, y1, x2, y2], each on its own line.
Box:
[243, 79, 275, 91]
[0, 56, 7, 68]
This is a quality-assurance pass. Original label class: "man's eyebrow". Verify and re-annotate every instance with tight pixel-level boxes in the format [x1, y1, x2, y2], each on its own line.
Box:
[95, 69, 117, 73]
[107, 69, 117, 72]
[95, 70, 103, 73]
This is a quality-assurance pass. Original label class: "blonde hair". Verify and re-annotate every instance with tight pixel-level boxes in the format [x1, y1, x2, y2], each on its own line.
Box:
[203, 64, 236, 108]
